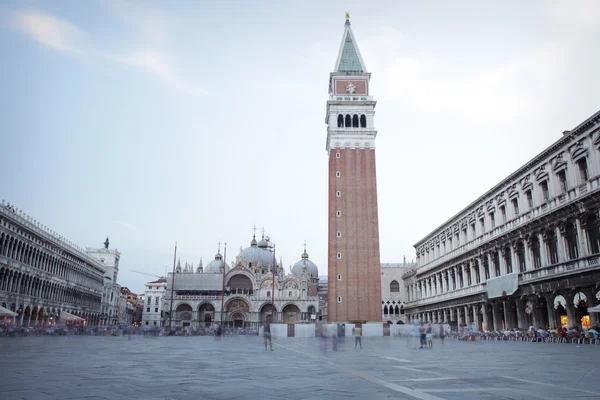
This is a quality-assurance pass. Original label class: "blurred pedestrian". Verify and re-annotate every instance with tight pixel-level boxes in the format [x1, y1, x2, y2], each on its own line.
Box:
[353, 325, 362, 349]
[263, 320, 273, 351]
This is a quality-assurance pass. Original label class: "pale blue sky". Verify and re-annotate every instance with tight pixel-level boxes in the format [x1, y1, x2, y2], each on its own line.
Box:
[1, 0, 599, 293]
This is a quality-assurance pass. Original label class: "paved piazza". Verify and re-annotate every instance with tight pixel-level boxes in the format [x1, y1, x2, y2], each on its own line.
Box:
[0, 336, 599, 400]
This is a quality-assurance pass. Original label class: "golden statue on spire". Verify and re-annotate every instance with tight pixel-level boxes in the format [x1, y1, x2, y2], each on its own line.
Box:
[345, 11, 350, 20]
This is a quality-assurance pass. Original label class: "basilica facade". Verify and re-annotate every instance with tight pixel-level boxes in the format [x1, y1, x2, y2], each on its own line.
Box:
[163, 233, 320, 329]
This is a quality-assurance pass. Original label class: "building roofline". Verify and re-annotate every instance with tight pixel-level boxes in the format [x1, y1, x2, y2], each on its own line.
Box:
[413, 109, 600, 248]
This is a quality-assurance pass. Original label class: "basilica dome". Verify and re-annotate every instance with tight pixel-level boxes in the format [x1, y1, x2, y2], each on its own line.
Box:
[205, 251, 226, 273]
[291, 247, 319, 278]
[235, 235, 275, 271]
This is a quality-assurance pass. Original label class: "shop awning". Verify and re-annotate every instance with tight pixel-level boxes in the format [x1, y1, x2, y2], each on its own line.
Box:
[0, 306, 18, 317]
[588, 305, 600, 313]
[58, 311, 85, 322]
[486, 272, 519, 299]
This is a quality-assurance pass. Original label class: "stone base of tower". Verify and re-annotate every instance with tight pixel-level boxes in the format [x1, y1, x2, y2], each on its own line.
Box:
[321, 322, 385, 337]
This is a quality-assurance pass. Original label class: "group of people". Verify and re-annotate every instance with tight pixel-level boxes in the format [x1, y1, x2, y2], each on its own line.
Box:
[413, 320, 446, 349]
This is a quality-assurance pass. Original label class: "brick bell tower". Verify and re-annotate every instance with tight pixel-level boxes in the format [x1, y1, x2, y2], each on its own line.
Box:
[326, 14, 382, 323]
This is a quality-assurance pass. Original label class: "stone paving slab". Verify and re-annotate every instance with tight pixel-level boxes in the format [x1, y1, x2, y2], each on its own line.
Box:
[0, 335, 599, 400]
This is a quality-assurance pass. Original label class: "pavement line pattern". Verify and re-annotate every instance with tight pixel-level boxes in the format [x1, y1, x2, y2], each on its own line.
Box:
[424, 388, 505, 393]
[500, 376, 600, 397]
[405, 377, 461, 382]
[393, 365, 443, 375]
[383, 356, 411, 362]
[275, 343, 447, 400]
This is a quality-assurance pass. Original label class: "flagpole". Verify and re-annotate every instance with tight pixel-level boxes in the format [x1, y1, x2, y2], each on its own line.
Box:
[220, 242, 227, 328]
[272, 247, 276, 323]
[168, 242, 177, 329]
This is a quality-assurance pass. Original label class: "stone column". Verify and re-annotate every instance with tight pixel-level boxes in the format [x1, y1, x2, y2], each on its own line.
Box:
[510, 245, 518, 274]
[478, 256, 486, 283]
[523, 236, 532, 271]
[502, 300, 510, 329]
[453, 267, 459, 290]
[472, 304, 480, 330]
[442, 271, 447, 292]
[556, 226, 567, 263]
[576, 218, 589, 257]
[482, 304, 490, 330]
[539, 232, 548, 268]
[461, 264, 467, 288]
[487, 253, 495, 278]
[491, 301, 501, 330]
[464, 305, 471, 326]
[530, 298, 539, 328]
[498, 248, 506, 276]
[515, 299, 524, 328]
[544, 294, 556, 329]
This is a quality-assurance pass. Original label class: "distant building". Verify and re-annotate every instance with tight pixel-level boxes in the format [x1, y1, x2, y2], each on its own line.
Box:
[381, 262, 415, 324]
[163, 233, 320, 328]
[87, 237, 121, 325]
[404, 110, 600, 330]
[142, 278, 167, 327]
[0, 202, 105, 326]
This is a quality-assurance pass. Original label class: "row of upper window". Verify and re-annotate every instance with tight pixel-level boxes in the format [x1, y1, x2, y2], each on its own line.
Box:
[1, 217, 97, 269]
[422, 156, 592, 257]
[0, 233, 102, 285]
[337, 114, 367, 128]
[414, 219, 600, 291]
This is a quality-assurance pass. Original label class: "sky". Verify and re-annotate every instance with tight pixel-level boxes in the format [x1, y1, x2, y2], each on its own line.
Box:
[1, 0, 600, 294]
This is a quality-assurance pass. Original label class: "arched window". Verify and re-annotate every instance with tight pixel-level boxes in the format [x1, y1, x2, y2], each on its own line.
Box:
[352, 114, 359, 127]
[383, 305, 388, 315]
[360, 114, 366, 128]
[394, 305, 400, 315]
[266, 291, 270, 297]
[337, 114, 344, 127]
[390, 280, 400, 293]
[345, 114, 351, 127]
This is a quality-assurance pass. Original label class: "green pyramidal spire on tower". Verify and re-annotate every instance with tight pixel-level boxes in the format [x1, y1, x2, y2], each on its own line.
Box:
[335, 16, 366, 73]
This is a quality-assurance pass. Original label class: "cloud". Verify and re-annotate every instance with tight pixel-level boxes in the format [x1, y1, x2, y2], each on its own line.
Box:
[9, 9, 85, 53]
[100, 0, 174, 44]
[113, 50, 209, 96]
[376, 55, 535, 121]
[7, 8, 205, 96]
[546, 0, 600, 30]
[117, 221, 139, 231]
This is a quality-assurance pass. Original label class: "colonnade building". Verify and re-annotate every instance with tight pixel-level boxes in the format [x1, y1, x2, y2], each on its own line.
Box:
[404, 110, 600, 331]
[0, 202, 105, 325]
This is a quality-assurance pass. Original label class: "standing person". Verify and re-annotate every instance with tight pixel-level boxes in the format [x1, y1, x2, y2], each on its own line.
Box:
[263, 320, 273, 351]
[438, 323, 445, 344]
[419, 321, 426, 349]
[426, 323, 433, 348]
[353, 325, 362, 349]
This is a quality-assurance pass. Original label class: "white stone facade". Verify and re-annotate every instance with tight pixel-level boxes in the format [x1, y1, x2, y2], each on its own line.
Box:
[380, 263, 414, 324]
[87, 241, 122, 325]
[163, 235, 320, 329]
[142, 278, 166, 327]
[0, 202, 105, 325]
[404, 111, 600, 330]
